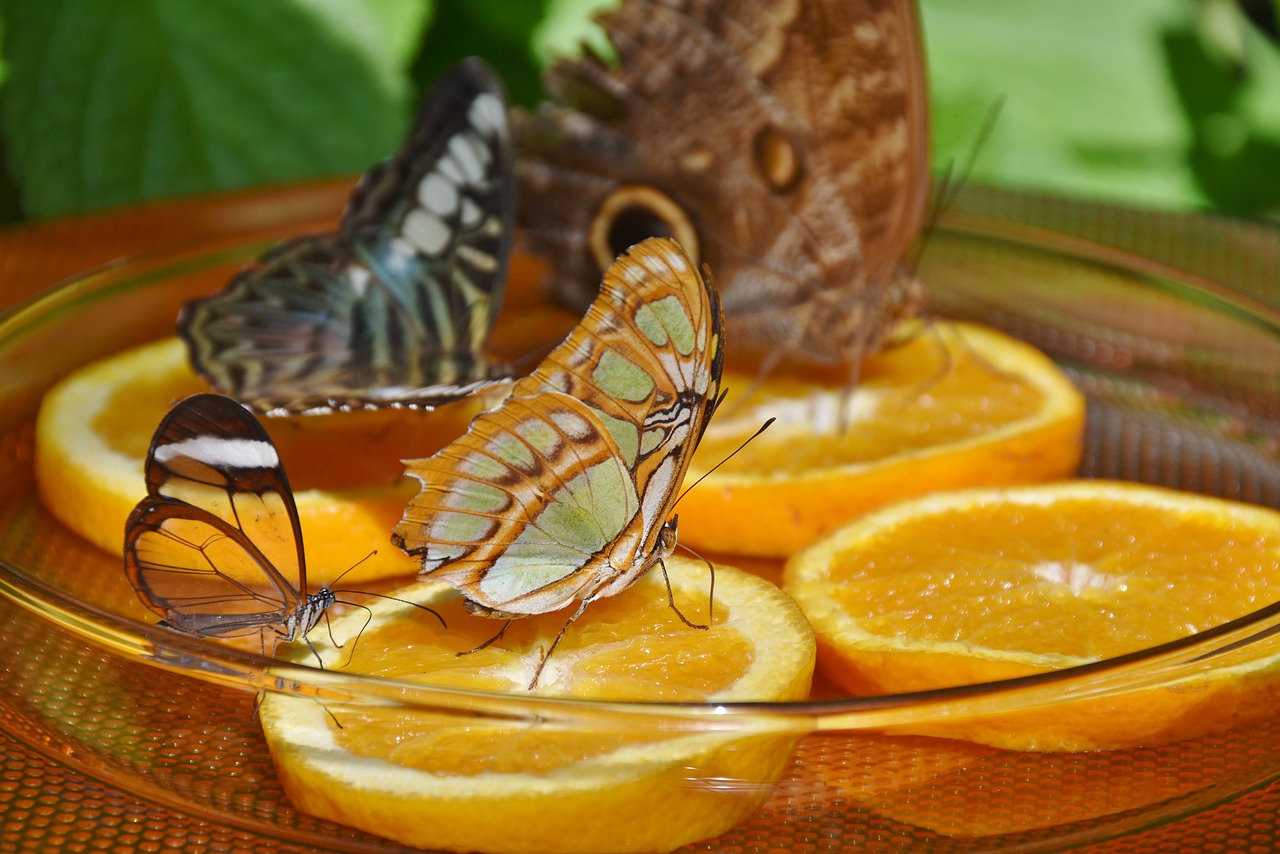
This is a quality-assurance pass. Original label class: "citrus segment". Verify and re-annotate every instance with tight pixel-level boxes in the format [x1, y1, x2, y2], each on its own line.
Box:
[783, 480, 1280, 750]
[260, 557, 816, 853]
[677, 322, 1085, 556]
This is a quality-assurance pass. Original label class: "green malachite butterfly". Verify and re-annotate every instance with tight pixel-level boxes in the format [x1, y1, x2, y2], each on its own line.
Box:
[179, 58, 517, 416]
[391, 236, 724, 684]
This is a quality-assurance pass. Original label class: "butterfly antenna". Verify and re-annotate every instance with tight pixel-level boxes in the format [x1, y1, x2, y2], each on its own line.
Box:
[915, 95, 1005, 273]
[673, 415, 775, 508]
[333, 591, 448, 630]
[952, 95, 1004, 210]
[708, 387, 730, 419]
[330, 550, 378, 587]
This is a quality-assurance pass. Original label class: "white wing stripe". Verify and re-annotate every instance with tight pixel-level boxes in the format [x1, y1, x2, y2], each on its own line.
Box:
[155, 437, 279, 469]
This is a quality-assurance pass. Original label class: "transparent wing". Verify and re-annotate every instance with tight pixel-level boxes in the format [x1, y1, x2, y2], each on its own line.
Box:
[124, 500, 298, 637]
[124, 393, 305, 635]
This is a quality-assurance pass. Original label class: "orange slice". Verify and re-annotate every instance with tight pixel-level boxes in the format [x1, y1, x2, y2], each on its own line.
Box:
[677, 321, 1086, 557]
[783, 480, 1280, 751]
[33, 336, 482, 583]
[259, 557, 815, 854]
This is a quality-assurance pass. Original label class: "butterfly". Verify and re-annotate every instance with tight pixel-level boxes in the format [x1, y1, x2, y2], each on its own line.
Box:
[515, 0, 930, 371]
[179, 57, 517, 416]
[391, 236, 724, 685]
[123, 393, 442, 659]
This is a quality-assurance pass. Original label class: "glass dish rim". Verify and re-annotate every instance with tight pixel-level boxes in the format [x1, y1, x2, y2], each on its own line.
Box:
[4, 222, 1280, 734]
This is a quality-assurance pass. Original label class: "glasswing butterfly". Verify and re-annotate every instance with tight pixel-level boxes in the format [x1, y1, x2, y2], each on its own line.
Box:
[123, 392, 441, 661]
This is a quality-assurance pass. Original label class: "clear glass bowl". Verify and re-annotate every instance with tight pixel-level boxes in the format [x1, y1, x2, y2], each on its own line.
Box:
[3, 209, 1280, 852]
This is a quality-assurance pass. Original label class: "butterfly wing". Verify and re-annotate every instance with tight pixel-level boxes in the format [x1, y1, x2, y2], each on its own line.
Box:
[393, 237, 723, 616]
[516, 0, 928, 365]
[123, 393, 307, 637]
[179, 57, 517, 415]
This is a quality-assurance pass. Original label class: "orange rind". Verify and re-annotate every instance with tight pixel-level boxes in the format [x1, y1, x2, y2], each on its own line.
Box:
[679, 321, 1086, 557]
[259, 557, 816, 853]
[784, 480, 1280, 750]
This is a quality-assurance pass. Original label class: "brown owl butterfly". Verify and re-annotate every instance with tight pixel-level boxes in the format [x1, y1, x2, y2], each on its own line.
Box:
[515, 0, 930, 370]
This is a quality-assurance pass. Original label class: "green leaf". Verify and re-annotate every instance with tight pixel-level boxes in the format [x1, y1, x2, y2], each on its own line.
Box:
[1161, 4, 1280, 216]
[921, 0, 1207, 209]
[0, 13, 18, 223]
[412, 0, 551, 108]
[0, 14, 8, 89]
[0, 0, 432, 218]
[922, 0, 1280, 216]
[532, 0, 615, 66]
[296, 0, 432, 85]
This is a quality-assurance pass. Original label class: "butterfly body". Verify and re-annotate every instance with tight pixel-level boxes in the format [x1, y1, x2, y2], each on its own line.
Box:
[124, 393, 334, 648]
[180, 58, 517, 416]
[516, 0, 929, 367]
[392, 237, 722, 628]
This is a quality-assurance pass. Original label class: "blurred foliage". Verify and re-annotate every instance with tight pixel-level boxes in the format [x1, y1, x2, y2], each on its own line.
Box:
[0, 0, 1277, 223]
[414, 0, 550, 108]
[0, 14, 13, 222]
[0, 0, 430, 219]
[924, 0, 1280, 217]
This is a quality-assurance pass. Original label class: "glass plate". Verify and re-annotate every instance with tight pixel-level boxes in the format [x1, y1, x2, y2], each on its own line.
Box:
[2, 209, 1280, 853]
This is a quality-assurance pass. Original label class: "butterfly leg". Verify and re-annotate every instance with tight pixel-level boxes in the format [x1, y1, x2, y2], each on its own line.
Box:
[458, 618, 515, 657]
[527, 598, 593, 691]
[260, 628, 304, 666]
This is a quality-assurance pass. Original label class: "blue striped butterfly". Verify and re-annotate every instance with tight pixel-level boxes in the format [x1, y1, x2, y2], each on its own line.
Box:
[391, 236, 724, 685]
[123, 393, 441, 659]
[179, 57, 517, 416]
